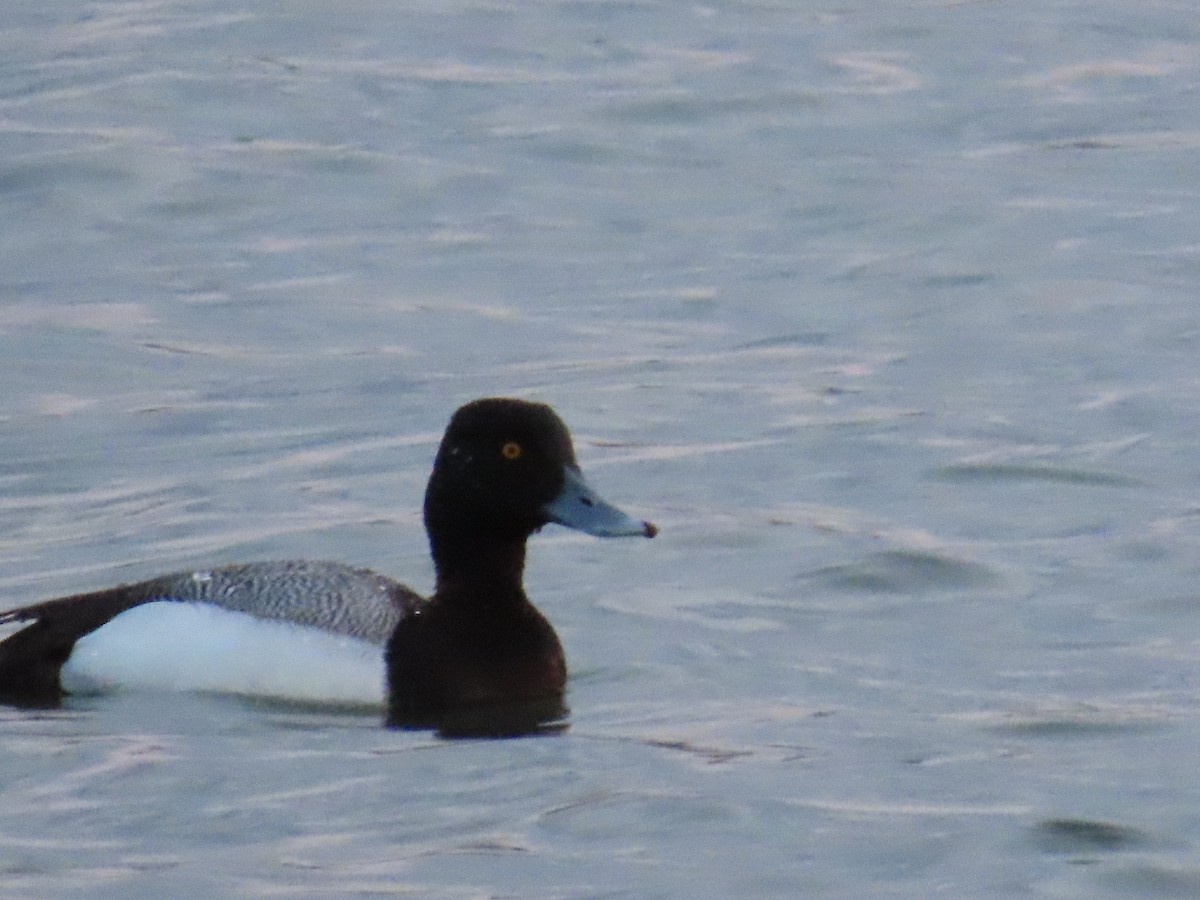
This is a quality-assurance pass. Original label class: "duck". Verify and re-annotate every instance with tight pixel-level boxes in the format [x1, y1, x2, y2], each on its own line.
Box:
[0, 398, 656, 735]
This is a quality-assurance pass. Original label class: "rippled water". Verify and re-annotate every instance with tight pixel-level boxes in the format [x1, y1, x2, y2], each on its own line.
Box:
[2, 0, 1200, 896]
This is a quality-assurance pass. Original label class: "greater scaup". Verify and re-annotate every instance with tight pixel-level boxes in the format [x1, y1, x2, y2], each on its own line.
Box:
[0, 398, 656, 735]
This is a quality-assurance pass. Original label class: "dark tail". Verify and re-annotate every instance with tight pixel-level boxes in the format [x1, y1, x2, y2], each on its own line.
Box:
[0, 584, 158, 707]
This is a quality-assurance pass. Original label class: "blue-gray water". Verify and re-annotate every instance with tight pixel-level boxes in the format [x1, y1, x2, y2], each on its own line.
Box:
[2, 1, 1199, 896]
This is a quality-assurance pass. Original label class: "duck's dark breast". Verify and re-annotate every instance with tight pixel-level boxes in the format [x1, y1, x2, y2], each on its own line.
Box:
[385, 598, 567, 735]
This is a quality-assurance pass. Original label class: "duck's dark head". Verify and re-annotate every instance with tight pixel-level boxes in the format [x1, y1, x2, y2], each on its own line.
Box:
[423, 398, 656, 579]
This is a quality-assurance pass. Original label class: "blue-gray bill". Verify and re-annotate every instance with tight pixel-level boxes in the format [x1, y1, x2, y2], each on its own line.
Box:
[542, 466, 658, 538]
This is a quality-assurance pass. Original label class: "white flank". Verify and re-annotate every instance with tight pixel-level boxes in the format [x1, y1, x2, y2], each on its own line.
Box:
[60, 601, 386, 707]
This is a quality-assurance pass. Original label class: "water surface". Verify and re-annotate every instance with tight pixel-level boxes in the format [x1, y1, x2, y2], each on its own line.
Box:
[2, 0, 1200, 896]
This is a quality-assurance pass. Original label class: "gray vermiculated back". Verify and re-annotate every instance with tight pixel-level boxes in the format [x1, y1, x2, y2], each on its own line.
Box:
[138, 560, 420, 645]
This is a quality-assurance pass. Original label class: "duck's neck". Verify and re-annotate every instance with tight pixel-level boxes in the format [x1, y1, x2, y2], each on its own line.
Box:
[429, 533, 529, 604]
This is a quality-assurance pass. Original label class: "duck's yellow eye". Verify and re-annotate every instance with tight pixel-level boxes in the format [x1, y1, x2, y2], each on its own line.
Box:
[501, 441, 522, 460]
